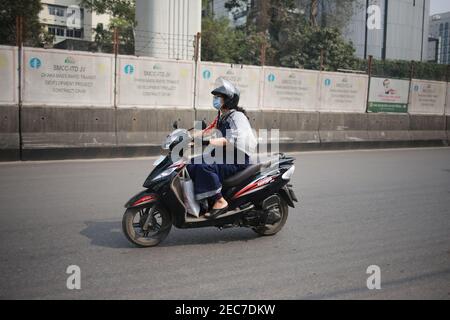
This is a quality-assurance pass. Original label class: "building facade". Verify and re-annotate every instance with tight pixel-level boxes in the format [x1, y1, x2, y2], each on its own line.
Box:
[429, 11, 450, 64]
[344, 0, 429, 62]
[39, 0, 111, 44]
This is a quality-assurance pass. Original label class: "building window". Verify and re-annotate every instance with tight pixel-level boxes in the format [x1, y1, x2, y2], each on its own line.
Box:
[48, 5, 65, 17]
[48, 26, 66, 37]
[66, 29, 83, 38]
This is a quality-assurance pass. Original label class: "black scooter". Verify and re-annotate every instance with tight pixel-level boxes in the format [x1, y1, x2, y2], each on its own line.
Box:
[122, 123, 298, 247]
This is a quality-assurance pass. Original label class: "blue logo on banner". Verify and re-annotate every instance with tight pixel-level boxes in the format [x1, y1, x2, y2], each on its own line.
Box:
[324, 79, 331, 86]
[29, 57, 41, 69]
[268, 74, 275, 82]
[124, 64, 134, 75]
[203, 70, 211, 79]
[414, 85, 419, 92]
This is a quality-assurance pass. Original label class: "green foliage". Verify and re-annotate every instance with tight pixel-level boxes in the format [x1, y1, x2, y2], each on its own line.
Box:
[275, 22, 358, 70]
[298, 0, 362, 29]
[201, 17, 244, 63]
[92, 22, 112, 52]
[352, 58, 448, 81]
[236, 28, 271, 65]
[371, 59, 411, 79]
[363, 59, 448, 81]
[409, 61, 448, 81]
[79, 0, 135, 54]
[0, 0, 45, 46]
[79, 0, 135, 23]
[266, 0, 359, 70]
[203, 0, 358, 70]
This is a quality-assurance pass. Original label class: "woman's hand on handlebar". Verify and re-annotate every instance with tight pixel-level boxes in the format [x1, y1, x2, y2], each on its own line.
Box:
[190, 129, 204, 139]
[209, 137, 228, 147]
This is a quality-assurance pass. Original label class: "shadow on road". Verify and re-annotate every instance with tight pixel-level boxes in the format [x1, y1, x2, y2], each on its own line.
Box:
[80, 221, 132, 249]
[80, 220, 260, 249]
[160, 228, 260, 247]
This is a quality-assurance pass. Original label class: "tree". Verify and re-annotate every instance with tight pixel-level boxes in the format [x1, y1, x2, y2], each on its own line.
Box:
[226, 0, 361, 30]
[277, 25, 358, 70]
[201, 16, 243, 63]
[220, 0, 359, 69]
[295, 0, 362, 29]
[310, 0, 318, 27]
[79, 0, 135, 54]
[223, 0, 300, 65]
[79, 0, 135, 23]
[0, 0, 48, 47]
[92, 22, 112, 52]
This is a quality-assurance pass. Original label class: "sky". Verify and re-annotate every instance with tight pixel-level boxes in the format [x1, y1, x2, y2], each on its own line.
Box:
[430, 0, 450, 15]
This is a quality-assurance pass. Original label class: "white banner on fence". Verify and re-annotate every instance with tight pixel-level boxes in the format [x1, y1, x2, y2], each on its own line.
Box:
[0, 45, 18, 105]
[409, 79, 446, 115]
[196, 62, 261, 109]
[367, 77, 410, 113]
[117, 56, 194, 108]
[319, 72, 368, 113]
[22, 48, 114, 107]
[262, 67, 319, 111]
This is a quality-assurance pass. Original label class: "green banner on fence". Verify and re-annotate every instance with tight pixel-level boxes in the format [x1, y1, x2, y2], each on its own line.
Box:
[367, 102, 408, 113]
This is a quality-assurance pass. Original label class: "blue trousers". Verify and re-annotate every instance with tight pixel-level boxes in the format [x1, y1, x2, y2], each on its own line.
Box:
[186, 161, 248, 201]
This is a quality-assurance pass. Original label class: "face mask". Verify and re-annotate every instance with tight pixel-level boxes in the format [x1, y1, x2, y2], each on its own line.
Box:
[213, 96, 222, 110]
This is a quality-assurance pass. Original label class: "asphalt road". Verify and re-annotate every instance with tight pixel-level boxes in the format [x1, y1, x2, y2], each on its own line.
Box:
[0, 147, 449, 299]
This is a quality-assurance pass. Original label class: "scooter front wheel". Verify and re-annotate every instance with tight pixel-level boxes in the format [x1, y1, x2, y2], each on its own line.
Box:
[122, 204, 172, 247]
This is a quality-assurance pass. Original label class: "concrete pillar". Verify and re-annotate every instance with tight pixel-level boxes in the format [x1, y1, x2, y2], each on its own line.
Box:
[135, 0, 201, 60]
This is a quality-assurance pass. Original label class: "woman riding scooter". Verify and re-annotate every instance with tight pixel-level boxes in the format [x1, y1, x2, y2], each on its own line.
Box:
[187, 78, 257, 219]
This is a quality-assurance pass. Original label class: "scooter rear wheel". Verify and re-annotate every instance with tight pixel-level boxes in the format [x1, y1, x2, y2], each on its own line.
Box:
[253, 197, 289, 236]
[122, 204, 172, 247]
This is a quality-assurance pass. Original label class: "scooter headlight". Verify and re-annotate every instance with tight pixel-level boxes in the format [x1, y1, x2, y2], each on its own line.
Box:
[152, 167, 177, 181]
[282, 165, 295, 180]
[153, 155, 166, 167]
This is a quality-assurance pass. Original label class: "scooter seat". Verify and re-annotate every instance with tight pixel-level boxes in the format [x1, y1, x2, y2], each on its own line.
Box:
[223, 164, 263, 187]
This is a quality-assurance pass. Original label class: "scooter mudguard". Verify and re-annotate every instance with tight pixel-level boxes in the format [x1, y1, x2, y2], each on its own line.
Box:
[124, 190, 159, 208]
[279, 186, 297, 208]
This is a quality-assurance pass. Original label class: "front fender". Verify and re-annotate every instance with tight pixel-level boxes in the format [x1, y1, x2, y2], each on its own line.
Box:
[124, 190, 159, 208]
[279, 185, 297, 208]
